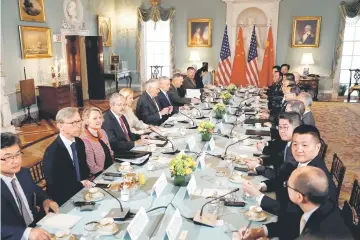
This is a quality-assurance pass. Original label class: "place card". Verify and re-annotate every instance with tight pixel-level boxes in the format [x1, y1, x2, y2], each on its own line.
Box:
[224, 114, 229, 123]
[185, 136, 196, 151]
[206, 137, 215, 152]
[124, 207, 149, 240]
[165, 209, 182, 240]
[216, 122, 224, 134]
[185, 175, 197, 199]
[197, 151, 206, 170]
[151, 172, 167, 198]
[178, 230, 188, 240]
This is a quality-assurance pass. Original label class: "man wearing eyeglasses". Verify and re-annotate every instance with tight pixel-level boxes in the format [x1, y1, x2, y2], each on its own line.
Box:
[239, 166, 352, 240]
[1, 132, 59, 240]
[103, 93, 149, 155]
[43, 107, 92, 205]
[242, 125, 337, 216]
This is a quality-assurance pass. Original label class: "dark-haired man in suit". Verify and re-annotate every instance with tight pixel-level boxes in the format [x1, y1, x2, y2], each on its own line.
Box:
[2, 132, 59, 240]
[281, 64, 290, 75]
[43, 107, 92, 205]
[156, 76, 179, 122]
[168, 73, 200, 106]
[239, 166, 353, 240]
[102, 93, 149, 155]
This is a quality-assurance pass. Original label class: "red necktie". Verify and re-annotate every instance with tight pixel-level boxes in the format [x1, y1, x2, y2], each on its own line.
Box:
[119, 117, 130, 141]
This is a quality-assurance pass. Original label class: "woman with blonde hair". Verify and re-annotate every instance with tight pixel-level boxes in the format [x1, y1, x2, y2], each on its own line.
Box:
[80, 107, 113, 177]
[119, 88, 157, 134]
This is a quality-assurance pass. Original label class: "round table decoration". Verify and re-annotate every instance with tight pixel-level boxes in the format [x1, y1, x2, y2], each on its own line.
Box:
[197, 120, 215, 142]
[169, 154, 196, 186]
[213, 103, 226, 119]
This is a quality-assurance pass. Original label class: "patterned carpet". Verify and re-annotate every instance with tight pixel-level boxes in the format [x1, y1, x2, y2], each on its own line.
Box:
[18, 100, 360, 205]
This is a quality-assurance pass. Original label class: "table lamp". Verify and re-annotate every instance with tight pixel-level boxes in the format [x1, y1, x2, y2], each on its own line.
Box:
[301, 53, 314, 76]
[189, 51, 200, 69]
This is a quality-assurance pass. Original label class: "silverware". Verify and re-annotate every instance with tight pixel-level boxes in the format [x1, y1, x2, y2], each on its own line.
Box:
[242, 220, 252, 239]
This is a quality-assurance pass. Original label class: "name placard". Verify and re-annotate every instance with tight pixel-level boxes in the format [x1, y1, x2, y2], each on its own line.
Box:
[185, 175, 197, 199]
[152, 172, 167, 198]
[165, 209, 183, 240]
[185, 136, 196, 151]
[197, 151, 206, 170]
[125, 207, 149, 240]
[206, 137, 215, 152]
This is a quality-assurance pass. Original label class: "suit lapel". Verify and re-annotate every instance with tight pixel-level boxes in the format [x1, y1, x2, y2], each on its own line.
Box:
[108, 111, 126, 136]
[1, 179, 24, 221]
[145, 92, 158, 110]
[56, 136, 77, 173]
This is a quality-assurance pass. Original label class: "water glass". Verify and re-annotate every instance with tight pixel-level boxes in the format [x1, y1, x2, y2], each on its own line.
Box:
[207, 199, 219, 214]
[180, 127, 186, 136]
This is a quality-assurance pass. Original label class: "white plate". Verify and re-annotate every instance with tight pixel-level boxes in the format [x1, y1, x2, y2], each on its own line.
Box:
[84, 192, 105, 202]
[228, 174, 243, 183]
[117, 166, 134, 173]
[97, 223, 119, 236]
[244, 210, 267, 222]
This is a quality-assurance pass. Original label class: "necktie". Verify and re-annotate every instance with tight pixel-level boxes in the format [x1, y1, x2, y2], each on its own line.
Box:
[299, 214, 306, 234]
[119, 117, 131, 141]
[11, 179, 33, 225]
[165, 92, 172, 105]
[70, 142, 81, 181]
[284, 144, 288, 162]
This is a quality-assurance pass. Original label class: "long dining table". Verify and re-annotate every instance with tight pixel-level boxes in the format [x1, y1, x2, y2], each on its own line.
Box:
[39, 89, 278, 239]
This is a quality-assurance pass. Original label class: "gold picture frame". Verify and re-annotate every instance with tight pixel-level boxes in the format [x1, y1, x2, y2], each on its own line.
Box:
[188, 18, 212, 47]
[18, 0, 46, 22]
[19, 26, 52, 59]
[292, 16, 321, 48]
[98, 15, 112, 47]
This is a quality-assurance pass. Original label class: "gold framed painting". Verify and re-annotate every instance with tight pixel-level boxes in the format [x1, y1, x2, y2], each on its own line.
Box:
[18, 0, 46, 22]
[19, 26, 52, 59]
[98, 15, 112, 47]
[188, 18, 212, 47]
[292, 16, 321, 48]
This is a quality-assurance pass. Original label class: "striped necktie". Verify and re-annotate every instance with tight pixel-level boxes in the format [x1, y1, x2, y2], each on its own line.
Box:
[11, 179, 33, 225]
[119, 117, 131, 141]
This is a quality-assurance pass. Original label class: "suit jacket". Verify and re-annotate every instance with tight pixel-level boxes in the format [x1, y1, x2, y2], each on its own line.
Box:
[43, 136, 90, 205]
[303, 111, 316, 126]
[156, 90, 179, 122]
[1, 168, 49, 240]
[267, 200, 353, 240]
[260, 154, 337, 216]
[135, 92, 162, 126]
[102, 110, 140, 155]
[168, 84, 191, 106]
[182, 77, 197, 90]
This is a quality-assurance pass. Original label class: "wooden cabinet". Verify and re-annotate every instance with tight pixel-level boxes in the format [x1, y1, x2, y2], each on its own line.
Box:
[38, 83, 77, 119]
[299, 76, 320, 100]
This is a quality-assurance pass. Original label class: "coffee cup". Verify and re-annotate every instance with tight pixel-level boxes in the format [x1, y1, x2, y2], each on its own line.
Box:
[55, 229, 71, 240]
[255, 123, 262, 129]
[98, 218, 115, 232]
[147, 162, 155, 171]
[249, 205, 262, 218]
[243, 139, 251, 146]
[121, 162, 131, 171]
[88, 187, 102, 199]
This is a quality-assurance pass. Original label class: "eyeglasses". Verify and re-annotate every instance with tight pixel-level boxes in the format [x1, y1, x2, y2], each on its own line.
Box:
[283, 181, 305, 196]
[62, 120, 82, 127]
[1, 151, 23, 162]
[114, 103, 127, 107]
[278, 126, 290, 131]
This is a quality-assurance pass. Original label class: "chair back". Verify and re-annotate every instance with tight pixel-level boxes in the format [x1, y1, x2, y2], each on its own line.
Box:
[350, 179, 360, 215]
[319, 138, 328, 160]
[330, 153, 346, 201]
[349, 69, 360, 87]
[28, 160, 46, 190]
[342, 180, 360, 239]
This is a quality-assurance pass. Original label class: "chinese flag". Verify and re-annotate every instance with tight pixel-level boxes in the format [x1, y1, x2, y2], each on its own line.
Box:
[259, 26, 274, 87]
[230, 26, 246, 86]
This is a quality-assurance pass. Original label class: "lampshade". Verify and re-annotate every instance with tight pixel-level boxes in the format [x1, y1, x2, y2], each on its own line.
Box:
[301, 53, 314, 65]
[189, 51, 200, 62]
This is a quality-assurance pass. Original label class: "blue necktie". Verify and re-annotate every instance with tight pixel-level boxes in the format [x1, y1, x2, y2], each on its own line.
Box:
[70, 142, 81, 181]
[165, 92, 172, 105]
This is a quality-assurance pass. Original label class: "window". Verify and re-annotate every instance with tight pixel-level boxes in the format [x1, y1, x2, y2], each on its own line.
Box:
[143, 20, 171, 80]
[340, 17, 360, 94]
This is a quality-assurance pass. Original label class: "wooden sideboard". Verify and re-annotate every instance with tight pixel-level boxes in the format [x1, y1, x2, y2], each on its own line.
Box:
[38, 83, 78, 119]
[299, 76, 320, 100]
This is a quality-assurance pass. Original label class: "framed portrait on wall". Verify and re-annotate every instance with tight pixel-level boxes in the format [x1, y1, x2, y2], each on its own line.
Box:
[18, 0, 46, 22]
[19, 26, 53, 59]
[188, 18, 212, 47]
[292, 16, 321, 48]
[98, 15, 112, 47]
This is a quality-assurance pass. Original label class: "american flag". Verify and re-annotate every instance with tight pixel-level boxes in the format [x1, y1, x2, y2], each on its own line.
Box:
[216, 25, 232, 85]
[246, 26, 259, 86]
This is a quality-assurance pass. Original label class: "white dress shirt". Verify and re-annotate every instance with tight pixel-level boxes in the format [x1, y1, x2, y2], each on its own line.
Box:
[59, 133, 75, 161]
[300, 206, 320, 234]
[110, 110, 127, 133]
[1, 174, 34, 240]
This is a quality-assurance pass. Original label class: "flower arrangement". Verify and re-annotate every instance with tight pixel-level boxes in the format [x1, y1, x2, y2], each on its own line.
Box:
[169, 154, 196, 177]
[220, 90, 232, 104]
[227, 83, 237, 91]
[198, 120, 215, 141]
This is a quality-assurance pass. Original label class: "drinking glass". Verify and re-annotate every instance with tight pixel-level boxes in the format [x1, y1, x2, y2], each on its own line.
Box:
[180, 127, 186, 136]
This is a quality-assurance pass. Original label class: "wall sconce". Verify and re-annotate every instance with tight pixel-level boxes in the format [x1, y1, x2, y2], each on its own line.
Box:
[189, 51, 200, 70]
[301, 53, 314, 76]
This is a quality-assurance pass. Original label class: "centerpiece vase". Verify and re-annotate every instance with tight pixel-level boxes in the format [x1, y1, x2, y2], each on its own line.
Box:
[215, 112, 225, 119]
[173, 175, 191, 186]
[201, 132, 212, 141]
[223, 99, 230, 105]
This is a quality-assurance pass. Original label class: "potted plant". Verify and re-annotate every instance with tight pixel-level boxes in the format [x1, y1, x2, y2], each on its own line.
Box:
[169, 154, 196, 186]
[213, 103, 226, 119]
[227, 84, 237, 95]
[198, 120, 215, 141]
[220, 90, 232, 105]
[338, 84, 347, 96]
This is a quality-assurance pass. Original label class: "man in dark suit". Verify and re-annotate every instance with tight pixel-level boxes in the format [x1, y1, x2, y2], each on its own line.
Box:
[168, 73, 200, 107]
[1, 132, 59, 240]
[246, 112, 302, 179]
[136, 78, 170, 126]
[286, 100, 305, 117]
[177, 67, 196, 97]
[43, 107, 92, 205]
[298, 92, 316, 126]
[156, 76, 179, 122]
[239, 166, 353, 240]
[243, 125, 337, 216]
[103, 93, 149, 155]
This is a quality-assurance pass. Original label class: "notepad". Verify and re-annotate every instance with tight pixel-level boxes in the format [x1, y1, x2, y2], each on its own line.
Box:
[37, 213, 82, 229]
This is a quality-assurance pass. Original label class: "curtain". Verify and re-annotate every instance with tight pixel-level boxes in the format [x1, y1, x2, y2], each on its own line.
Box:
[332, 0, 360, 97]
[136, 4, 175, 87]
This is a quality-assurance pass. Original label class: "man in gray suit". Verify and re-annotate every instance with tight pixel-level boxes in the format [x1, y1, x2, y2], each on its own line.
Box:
[168, 73, 200, 106]
[298, 92, 316, 126]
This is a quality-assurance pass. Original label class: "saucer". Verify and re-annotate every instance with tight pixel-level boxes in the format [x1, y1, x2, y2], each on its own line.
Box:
[244, 210, 267, 221]
[117, 166, 134, 173]
[228, 174, 243, 184]
[97, 223, 119, 236]
[84, 192, 105, 202]
[51, 234, 76, 240]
